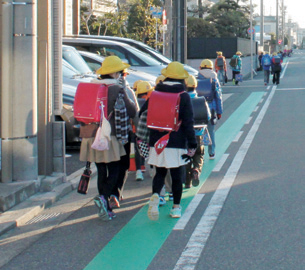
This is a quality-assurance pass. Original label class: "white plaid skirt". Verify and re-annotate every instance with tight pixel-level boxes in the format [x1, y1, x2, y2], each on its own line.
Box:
[148, 147, 188, 168]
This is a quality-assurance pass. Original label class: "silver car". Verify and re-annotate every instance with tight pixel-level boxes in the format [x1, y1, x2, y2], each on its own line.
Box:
[63, 37, 167, 77]
[78, 50, 157, 87]
[69, 34, 199, 77]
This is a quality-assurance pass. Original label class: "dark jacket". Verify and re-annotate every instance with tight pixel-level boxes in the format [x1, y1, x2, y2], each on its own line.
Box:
[139, 81, 197, 150]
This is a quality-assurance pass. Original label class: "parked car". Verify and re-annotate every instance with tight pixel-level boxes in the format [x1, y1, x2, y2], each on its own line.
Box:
[61, 45, 97, 144]
[64, 34, 199, 77]
[78, 50, 157, 87]
[62, 37, 167, 77]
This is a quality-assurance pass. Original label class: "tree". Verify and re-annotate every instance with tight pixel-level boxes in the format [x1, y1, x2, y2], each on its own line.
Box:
[187, 17, 219, 38]
[80, 5, 97, 35]
[205, 0, 251, 38]
[126, 0, 161, 46]
[91, 10, 129, 36]
[187, 0, 211, 19]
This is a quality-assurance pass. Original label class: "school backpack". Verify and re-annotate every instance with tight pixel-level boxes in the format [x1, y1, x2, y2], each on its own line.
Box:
[273, 56, 281, 64]
[74, 83, 110, 124]
[146, 91, 183, 154]
[229, 57, 238, 68]
[191, 96, 210, 127]
[147, 91, 182, 132]
[272, 56, 282, 72]
[262, 56, 272, 66]
[216, 57, 224, 69]
[196, 78, 216, 103]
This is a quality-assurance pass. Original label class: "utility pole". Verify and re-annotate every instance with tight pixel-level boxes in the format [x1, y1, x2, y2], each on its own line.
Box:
[275, 0, 279, 51]
[164, 0, 172, 59]
[1, 2, 38, 182]
[172, 0, 187, 63]
[260, 0, 264, 49]
[281, 0, 285, 48]
[250, 0, 253, 80]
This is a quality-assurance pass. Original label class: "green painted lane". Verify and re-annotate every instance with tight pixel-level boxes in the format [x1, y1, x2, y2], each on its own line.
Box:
[84, 92, 265, 270]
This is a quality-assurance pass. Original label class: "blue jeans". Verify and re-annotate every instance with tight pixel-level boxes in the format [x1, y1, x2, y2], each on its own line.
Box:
[217, 69, 225, 85]
[264, 70, 270, 83]
[207, 122, 215, 156]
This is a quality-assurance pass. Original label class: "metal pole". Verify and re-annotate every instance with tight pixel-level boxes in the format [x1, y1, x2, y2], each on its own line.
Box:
[275, 0, 279, 51]
[282, 0, 284, 47]
[260, 0, 264, 48]
[155, 20, 158, 50]
[250, 0, 253, 80]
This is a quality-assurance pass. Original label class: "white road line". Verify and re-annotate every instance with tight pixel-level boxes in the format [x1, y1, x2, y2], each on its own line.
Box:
[173, 194, 205, 231]
[276, 88, 305, 91]
[173, 86, 277, 270]
[280, 60, 289, 79]
[233, 131, 243, 142]
[267, 86, 271, 90]
[212, 154, 229, 172]
[254, 106, 259, 112]
[222, 94, 233, 102]
[245, 116, 252, 125]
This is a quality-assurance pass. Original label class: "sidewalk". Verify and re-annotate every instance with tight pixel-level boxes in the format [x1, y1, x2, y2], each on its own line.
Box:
[0, 166, 97, 237]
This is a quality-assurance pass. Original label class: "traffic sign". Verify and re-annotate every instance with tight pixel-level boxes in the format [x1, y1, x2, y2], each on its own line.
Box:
[278, 39, 282, 44]
[150, 6, 162, 18]
[247, 28, 255, 34]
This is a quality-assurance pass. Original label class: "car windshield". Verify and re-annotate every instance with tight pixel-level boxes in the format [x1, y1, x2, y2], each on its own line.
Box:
[123, 46, 163, 66]
[62, 46, 93, 75]
[137, 43, 172, 64]
[62, 59, 79, 78]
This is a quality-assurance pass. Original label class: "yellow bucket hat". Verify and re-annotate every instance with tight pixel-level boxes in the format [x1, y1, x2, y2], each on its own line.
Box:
[96, 55, 130, 75]
[161, 61, 189, 80]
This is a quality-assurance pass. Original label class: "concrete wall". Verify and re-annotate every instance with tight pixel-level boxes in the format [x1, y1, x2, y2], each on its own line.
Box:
[187, 55, 260, 80]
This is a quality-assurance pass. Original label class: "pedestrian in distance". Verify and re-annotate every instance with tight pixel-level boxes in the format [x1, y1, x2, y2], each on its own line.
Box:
[229, 51, 242, 85]
[215, 51, 227, 86]
[199, 59, 223, 160]
[261, 52, 272, 86]
[134, 80, 154, 181]
[139, 61, 197, 220]
[79, 55, 137, 221]
[271, 52, 282, 85]
[258, 51, 264, 71]
[184, 74, 211, 188]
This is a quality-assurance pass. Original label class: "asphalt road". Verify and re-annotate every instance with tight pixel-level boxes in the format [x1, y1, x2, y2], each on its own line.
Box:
[1, 50, 305, 270]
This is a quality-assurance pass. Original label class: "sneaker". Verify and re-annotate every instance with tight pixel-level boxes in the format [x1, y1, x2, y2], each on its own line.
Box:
[168, 192, 173, 201]
[159, 196, 166, 206]
[209, 154, 215, 160]
[232, 79, 235, 85]
[147, 193, 159, 221]
[191, 169, 200, 187]
[136, 170, 144, 181]
[141, 165, 146, 172]
[109, 195, 120, 209]
[170, 207, 182, 218]
[108, 210, 116, 219]
[184, 184, 191, 189]
[94, 195, 110, 221]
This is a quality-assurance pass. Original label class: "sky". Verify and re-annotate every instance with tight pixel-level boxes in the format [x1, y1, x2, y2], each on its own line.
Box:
[252, 0, 305, 28]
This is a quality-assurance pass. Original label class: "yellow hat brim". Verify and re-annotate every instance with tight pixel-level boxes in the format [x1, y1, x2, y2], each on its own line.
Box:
[96, 62, 130, 75]
[161, 67, 189, 80]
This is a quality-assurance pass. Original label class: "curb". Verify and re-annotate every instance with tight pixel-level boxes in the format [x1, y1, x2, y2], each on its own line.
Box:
[0, 167, 97, 237]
